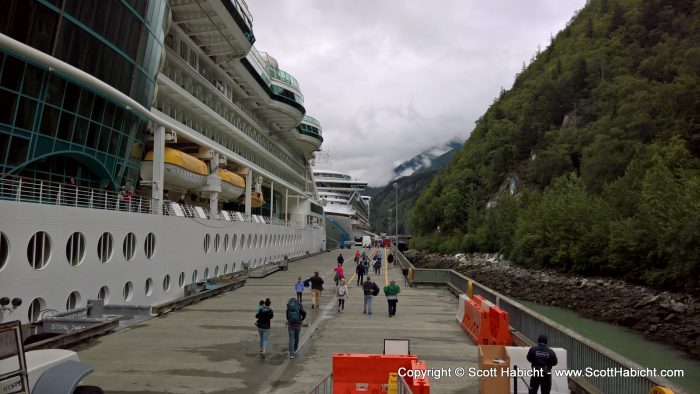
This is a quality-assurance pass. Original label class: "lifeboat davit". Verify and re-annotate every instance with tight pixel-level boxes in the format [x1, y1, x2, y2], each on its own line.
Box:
[219, 169, 245, 202]
[141, 148, 208, 192]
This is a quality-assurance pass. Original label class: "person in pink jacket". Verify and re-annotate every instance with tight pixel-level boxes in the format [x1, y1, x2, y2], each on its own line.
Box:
[333, 263, 345, 286]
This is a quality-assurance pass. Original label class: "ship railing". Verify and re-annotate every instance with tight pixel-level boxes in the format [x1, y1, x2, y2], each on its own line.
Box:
[0, 173, 155, 214]
[390, 246, 686, 394]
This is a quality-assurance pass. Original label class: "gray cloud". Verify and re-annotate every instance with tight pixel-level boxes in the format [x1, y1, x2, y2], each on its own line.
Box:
[246, 0, 586, 186]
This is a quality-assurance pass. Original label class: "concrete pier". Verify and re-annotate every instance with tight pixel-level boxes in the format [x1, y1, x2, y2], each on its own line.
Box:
[74, 247, 479, 393]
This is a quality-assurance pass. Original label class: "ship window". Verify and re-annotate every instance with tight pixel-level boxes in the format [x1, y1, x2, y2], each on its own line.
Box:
[163, 275, 171, 292]
[28, 298, 46, 323]
[123, 232, 137, 261]
[223, 234, 229, 251]
[239, 234, 244, 250]
[253, 234, 257, 249]
[192, 270, 198, 283]
[214, 234, 220, 252]
[247, 234, 252, 249]
[27, 231, 51, 270]
[178, 272, 185, 288]
[0, 232, 8, 271]
[66, 291, 81, 310]
[98, 286, 110, 303]
[66, 232, 86, 267]
[145, 277, 153, 296]
[97, 232, 114, 263]
[232, 234, 237, 251]
[204, 267, 209, 280]
[214, 266, 219, 277]
[145, 233, 156, 259]
[223, 264, 228, 274]
[123, 281, 134, 302]
[204, 234, 210, 253]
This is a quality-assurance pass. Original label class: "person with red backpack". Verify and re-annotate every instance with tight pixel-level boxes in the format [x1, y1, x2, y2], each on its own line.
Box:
[286, 298, 306, 359]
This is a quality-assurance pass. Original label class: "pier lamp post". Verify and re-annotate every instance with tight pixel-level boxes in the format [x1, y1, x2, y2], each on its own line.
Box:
[393, 183, 398, 244]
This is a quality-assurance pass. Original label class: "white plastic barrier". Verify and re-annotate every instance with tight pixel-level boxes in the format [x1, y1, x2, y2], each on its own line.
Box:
[456, 293, 468, 324]
[505, 346, 568, 394]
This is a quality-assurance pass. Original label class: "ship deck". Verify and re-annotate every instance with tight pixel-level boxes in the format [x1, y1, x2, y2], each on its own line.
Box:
[73, 247, 479, 393]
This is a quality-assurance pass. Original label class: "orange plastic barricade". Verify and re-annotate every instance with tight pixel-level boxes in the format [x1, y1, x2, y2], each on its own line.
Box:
[333, 354, 418, 393]
[410, 359, 431, 394]
[460, 295, 512, 346]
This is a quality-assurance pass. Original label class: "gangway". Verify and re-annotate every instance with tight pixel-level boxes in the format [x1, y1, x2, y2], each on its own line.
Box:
[325, 214, 352, 248]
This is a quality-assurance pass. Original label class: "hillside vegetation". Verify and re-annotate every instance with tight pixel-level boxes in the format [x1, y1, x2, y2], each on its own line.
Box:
[410, 0, 700, 293]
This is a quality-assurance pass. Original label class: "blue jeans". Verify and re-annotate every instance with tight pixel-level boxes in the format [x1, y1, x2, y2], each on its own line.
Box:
[364, 295, 373, 314]
[258, 328, 270, 349]
[288, 327, 301, 355]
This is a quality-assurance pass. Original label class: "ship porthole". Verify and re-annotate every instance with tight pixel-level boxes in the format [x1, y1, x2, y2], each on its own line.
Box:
[123, 233, 137, 261]
[97, 232, 114, 263]
[145, 233, 156, 259]
[192, 270, 198, 283]
[204, 234, 211, 253]
[223, 264, 228, 274]
[66, 291, 81, 310]
[145, 278, 154, 296]
[232, 234, 238, 251]
[214, 234, 220, 252]
[28, 298, 46, 323]
[0, 232, 9, 271]
[27, 231, 51, 270]
[253, 234, 257, 249]
[247, 234, 252, 249]
[98, 286, 110, 303]
[123, 281, 134, 302]
[223, 234, 229, 251]
[163, 275, 171, 292]
[178, 272, 185, 288]
[204, 267, 209, 280]
[66, 232, 86, 267]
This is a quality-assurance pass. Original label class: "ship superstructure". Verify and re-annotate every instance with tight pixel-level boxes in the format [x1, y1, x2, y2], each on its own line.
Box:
[0, 0, 326, 324]
[313, 170, 370, 247]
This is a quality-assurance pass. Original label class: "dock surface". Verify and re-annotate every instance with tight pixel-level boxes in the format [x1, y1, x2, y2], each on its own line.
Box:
[74, 247, 479, 393]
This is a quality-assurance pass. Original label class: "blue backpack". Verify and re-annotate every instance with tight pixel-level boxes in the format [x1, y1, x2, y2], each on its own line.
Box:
[287, 298, 302, 323]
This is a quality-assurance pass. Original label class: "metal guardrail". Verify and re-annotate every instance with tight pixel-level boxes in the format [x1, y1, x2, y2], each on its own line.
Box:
[151, 276, 247, 316]
[308, 372, 333, 394]
[390, 246, 686, 394]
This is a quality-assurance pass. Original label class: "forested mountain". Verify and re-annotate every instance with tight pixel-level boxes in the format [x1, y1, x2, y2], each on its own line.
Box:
[411, 0, 700, 293]
[366, 142, 462, 235]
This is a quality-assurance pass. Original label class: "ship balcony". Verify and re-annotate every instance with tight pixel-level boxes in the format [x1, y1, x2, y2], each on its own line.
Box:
[292, 116, 323, 153]
[170, 0, 255, 60]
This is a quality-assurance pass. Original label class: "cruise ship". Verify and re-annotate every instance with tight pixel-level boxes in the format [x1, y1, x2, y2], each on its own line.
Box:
[313, 170, 370, 248]
[0, 0, 326, 324]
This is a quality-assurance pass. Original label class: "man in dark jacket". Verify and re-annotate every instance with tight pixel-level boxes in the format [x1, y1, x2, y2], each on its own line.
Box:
[362, 277, 380, 315]
[337, 253, 344, 266]
[355, 261, 365, 286]
[308, 271, 324, 309]
[286, 298, 307, 359]
[526, 334, 558, 394]
[255, 298, 273, 358]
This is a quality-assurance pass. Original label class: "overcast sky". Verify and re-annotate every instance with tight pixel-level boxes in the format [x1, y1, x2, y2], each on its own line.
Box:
[246, 1, 587, 186]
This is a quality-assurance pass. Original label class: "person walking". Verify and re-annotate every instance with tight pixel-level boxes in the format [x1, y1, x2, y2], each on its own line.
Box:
[294, 277, 304, 304]
[362, 276, 380, 315]
[333, 263, 345, 286]
[354, 249, 360, 263]
[373, 257, 382, 275]
[337, 253, 344, 266]
[383, 280, 401, 317]
[336, 279, 349, 312]
[387, 252, 395, 268]
[527, 334, 558, 394]
[308, 271, 324, 309]
[286, 297, 306, 359]
[355, 261, 365, 286]
[255, 298, 273, 358]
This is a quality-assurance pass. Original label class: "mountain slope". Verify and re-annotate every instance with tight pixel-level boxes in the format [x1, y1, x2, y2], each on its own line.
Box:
[411, 0, 700, 293]
[393, 141, 463, 179]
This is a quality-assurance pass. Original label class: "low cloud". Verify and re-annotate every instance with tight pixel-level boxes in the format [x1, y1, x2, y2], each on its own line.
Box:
[247, 0, 586, 186]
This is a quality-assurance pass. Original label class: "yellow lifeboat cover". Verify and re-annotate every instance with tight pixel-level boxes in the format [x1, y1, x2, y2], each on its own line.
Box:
[144, 148, 208, 175]
[219, 169, 245, 188]
[240, 191, 265, 208]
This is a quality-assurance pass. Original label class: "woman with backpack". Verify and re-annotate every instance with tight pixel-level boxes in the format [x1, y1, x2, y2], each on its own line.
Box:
[286, 298, 306, 359]
[336, 279, 349, 312]
[255, 298, 273, 357]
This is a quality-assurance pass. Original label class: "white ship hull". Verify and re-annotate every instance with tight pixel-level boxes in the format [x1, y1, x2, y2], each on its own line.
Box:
[0, 201, 324, 324]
